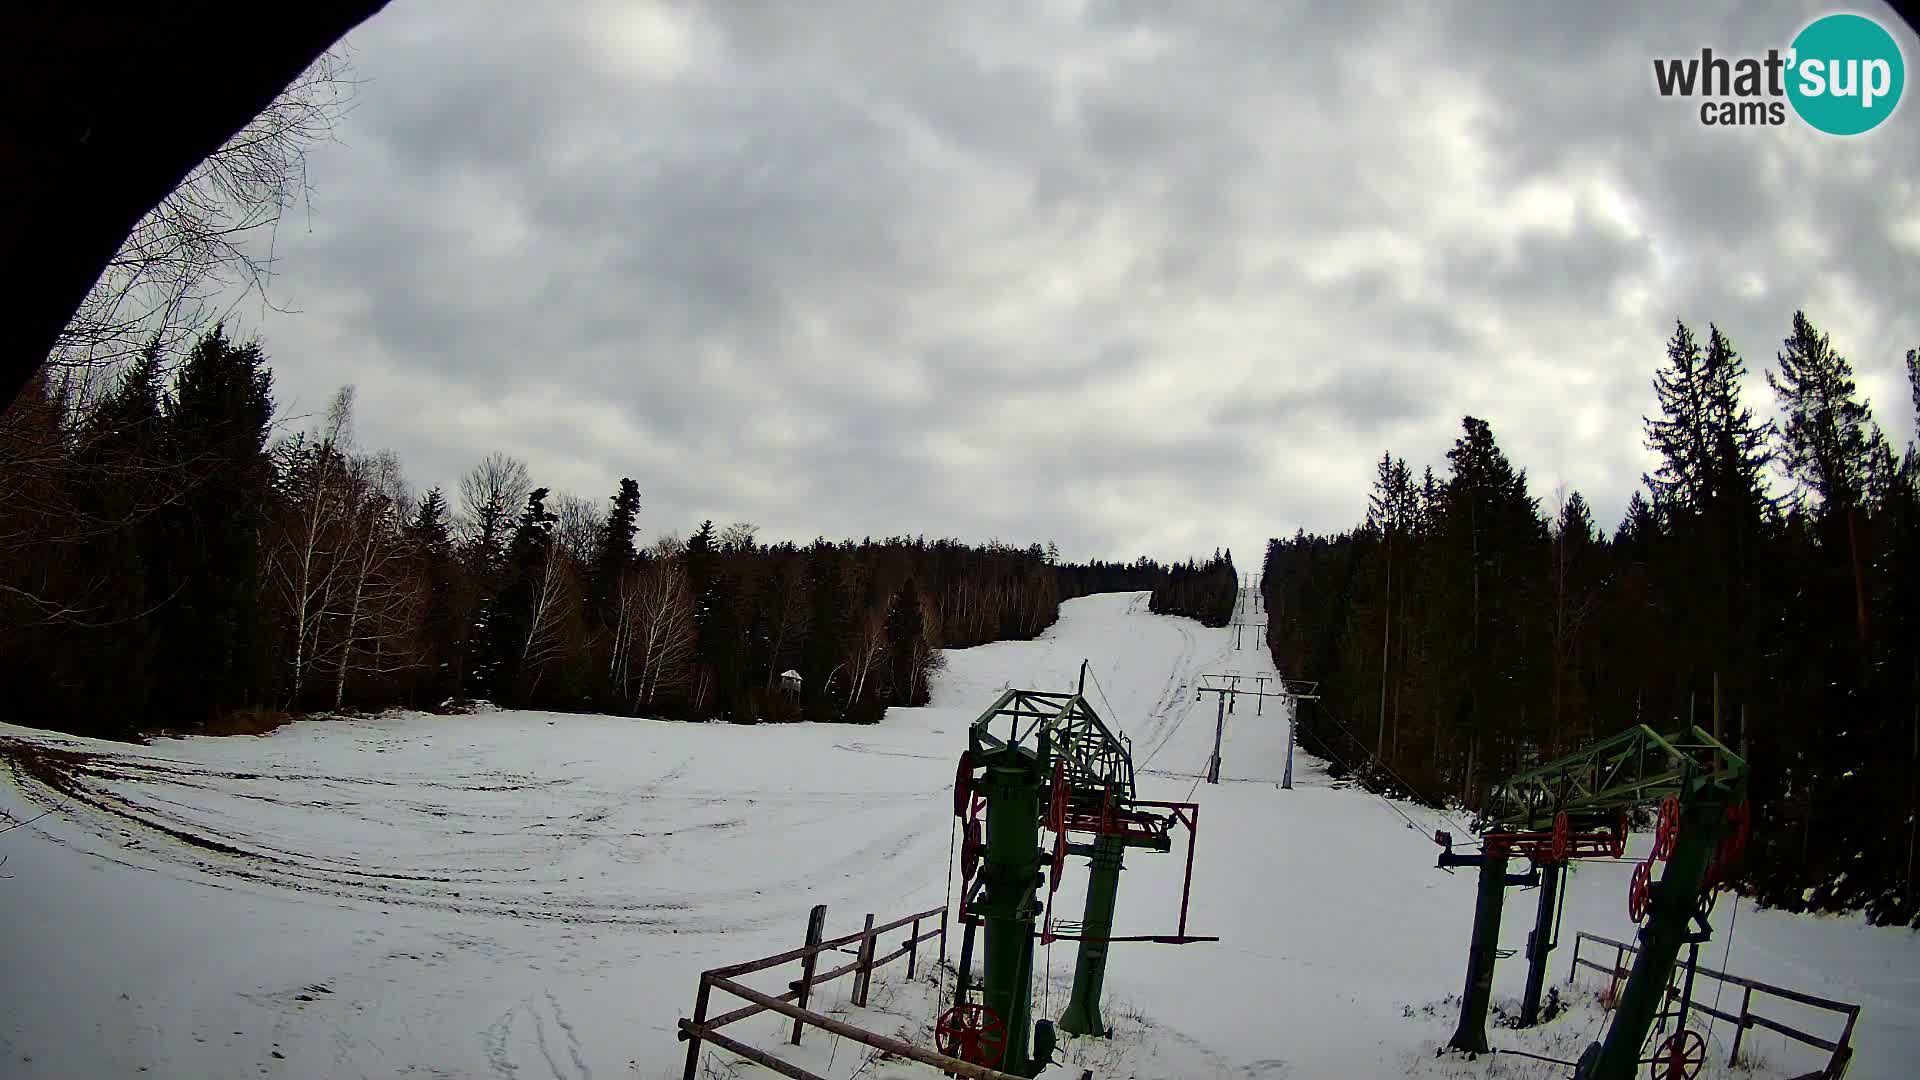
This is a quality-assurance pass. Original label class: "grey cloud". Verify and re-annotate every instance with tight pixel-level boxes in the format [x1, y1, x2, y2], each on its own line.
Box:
[236, 0, 1920, 568]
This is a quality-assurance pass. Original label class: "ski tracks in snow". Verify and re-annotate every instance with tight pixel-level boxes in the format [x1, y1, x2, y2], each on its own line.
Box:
[482, 990, 591, 1080]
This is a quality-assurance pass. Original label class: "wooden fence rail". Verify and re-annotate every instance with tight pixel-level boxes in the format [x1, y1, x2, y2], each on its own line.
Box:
[679, 901, 1025, 1080]
[1568, 930, 1860, 1079]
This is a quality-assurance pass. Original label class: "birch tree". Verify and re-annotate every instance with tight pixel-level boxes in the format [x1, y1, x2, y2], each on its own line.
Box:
[328, 450, 420, 709]
[269, 387, 354, 706]
[622, 537, 695, 709]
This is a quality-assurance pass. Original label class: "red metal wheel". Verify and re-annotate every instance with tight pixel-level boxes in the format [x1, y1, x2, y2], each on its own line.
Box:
[953, 750, 975, 818]
[1610, 809, 1629, 859]
[1654, 796, 1681, 861]
[961, 819, 983, 882]
[1647, 1028, 1706, 1080]
[1723, 800, 1752, 864]
[1551, 811, 1570, 862]
[1628, 859, 1652, 923]
[936, 1002, 1008, 1067]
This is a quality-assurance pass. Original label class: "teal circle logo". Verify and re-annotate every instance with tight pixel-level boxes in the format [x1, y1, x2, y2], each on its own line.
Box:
[1787, 13, 1905, 135]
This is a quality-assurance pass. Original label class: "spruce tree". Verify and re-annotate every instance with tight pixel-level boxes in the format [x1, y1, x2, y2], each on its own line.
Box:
[685, 520, 741, 719]
[803, 539, 848, 719]
[475, 488, 557, 702]
[1769, 311, 1888, 514]
[590, 478, 641, 626]
[1769, 311, 1891, 642]
[1439, 416, 1546, 795]
[410, 487, 459, 702]
[74, 349, 172, 721]
[152, 325, 275, 723]
[1644, 320, 1713, 514]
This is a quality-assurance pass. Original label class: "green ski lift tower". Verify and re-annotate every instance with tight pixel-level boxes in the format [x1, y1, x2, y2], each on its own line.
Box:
[940, 663, 1216, 1076]
[1432, 724, 1751, 1080]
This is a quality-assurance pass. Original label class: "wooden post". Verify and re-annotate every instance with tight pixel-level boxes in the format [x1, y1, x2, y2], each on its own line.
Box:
[938, 904, 948, 969]
[1567, 934, 1582, 985]
[908, 915, 921, 979]
[1831, 1005, 1859, 1079]
[853, 912, 876, 1007]
[790, 904, 827, 1046]
[1608, 942, 1626, 1007]
[682, 977, 713, 1080]
[1728, 986, 1754, 1067]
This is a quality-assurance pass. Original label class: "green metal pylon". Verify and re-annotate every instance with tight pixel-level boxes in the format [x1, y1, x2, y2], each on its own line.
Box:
[1583, 792, 1731, 1080]
[977, 758, 1044, 1075]
[1058, 832, 1125, 1036]
[1518, 860, 1563, 1027]
[1448, 845, 1511, 1054]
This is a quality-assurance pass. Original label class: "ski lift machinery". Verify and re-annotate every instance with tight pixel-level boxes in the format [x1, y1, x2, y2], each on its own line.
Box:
[942, 661, 1217, 1076]
[1433, 724, 1752, 1080]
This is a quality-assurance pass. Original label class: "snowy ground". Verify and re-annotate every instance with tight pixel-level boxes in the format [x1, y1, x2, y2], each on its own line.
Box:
[1, 592, 1915, 1079]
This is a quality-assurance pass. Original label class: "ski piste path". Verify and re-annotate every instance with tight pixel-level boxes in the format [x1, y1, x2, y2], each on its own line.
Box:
[0, 592, 1914, 1078]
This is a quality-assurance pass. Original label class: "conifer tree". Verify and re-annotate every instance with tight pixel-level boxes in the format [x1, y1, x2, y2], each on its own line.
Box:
[590, 478, 641, 626]
[1769, 311, 1891, 641]
[152, 325, 275, 723]
[409, 487, 459, 702]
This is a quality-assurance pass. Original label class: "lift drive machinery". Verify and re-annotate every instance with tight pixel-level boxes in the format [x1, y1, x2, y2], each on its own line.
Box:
[943, 666, 1214, 1076]
[1435, 724, 1750, 1080]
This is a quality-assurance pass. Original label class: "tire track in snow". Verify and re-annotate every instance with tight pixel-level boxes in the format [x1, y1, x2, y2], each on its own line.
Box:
[544, 990, 591, 1080]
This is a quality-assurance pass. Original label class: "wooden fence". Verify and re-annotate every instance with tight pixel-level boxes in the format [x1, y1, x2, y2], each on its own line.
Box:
[678, 901, 1026, 1080]
[1568, 930, 1861, 1078]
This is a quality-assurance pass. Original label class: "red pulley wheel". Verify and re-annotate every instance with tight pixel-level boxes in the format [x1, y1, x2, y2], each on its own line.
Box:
[1551, 811, 1570, 862]
[1610, 808, 1629, 860]
[1648, 1028, 1706, 1080]
[1628, 859, 1653, 923]
[1723, 800, 1752, 864]
[1654, 796, 1681, 861]
[936, 1002, 1008, 1066]
[953, 750, 975, 818]
[961, 819, 983, 882]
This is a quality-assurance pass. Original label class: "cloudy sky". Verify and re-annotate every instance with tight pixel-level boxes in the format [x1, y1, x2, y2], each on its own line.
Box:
[234, 0, 1920, 567]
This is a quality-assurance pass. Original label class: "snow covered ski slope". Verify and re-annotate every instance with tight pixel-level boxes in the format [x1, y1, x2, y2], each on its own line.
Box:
[1, 592, 1915, 1078]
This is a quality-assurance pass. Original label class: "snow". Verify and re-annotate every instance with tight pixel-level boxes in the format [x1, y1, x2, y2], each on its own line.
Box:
[2, 591, 1916, 1079]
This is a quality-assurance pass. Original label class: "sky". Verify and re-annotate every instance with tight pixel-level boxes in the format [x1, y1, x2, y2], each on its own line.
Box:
[230, 0, 1920, 568]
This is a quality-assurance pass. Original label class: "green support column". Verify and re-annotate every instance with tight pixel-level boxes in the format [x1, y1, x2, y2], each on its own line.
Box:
[1058, 833, 1126, 1036]
[978, 759, 1044, 1075]
[1518, 861, 1562, 1028]
[1585, 793, 1729, 1080]
[1448, 845, 1511, 1054]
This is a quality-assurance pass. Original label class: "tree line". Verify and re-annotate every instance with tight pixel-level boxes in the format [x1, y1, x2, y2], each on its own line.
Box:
[0, 327, 1178, 738]
[1148, 550, 1239, 626]
[1262, 311, 1920, 927]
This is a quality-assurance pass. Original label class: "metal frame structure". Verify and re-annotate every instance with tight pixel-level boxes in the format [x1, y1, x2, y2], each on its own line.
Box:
[1484, 725, 1742, 831]
[1436, 724, 1749, 1080]
[947, 664, 1215, 1076]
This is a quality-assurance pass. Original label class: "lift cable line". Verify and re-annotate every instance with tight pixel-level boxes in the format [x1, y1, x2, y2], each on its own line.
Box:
[1305, 696, 1478, 843]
